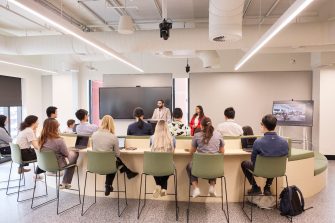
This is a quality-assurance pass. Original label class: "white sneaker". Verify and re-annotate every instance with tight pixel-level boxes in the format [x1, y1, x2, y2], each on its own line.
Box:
[192, 187, 201, 198]
[153, 186, 161, 198]
[33, 174, 44, 181]
[160, 189, 167, 197]
[208, 185, 217, 197]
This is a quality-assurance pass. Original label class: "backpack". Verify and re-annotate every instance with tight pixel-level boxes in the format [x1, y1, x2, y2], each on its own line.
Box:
[279, 185, 312, 216]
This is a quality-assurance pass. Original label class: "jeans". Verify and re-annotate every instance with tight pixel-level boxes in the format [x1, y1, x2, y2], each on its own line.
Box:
[241, 160, 273, 187]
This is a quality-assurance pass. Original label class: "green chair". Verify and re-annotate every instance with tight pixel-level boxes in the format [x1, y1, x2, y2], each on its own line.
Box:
[137, 151, 179, 220]
[31, 149, 81, 215]
[0, 151, 23, 190]
[242, 155, 289, 222]
[186, 153, 229, 223]
[81, 151, 127, 217]
[6, 143, 47, 202]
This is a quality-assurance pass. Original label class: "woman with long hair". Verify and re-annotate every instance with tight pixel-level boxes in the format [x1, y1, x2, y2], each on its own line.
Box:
[92, 115, 138, 196]
[127, 107, 153, 136]
[189, 105, 205, 136]
[150, 120, 176, 197]
[39, 118, 79, 189]
[0, 115, 12, 155]
[186, 117, 225, 198]
[16, 115, 44, 176]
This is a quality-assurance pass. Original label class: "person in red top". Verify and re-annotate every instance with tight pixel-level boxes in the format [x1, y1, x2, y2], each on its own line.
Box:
[189, 105, 205, 136]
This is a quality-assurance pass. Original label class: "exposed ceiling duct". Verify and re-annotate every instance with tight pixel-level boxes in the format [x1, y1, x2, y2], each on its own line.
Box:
[209, 0, 244, 42]
[118, 15, 135, 34]
[196, 50, 221, 68]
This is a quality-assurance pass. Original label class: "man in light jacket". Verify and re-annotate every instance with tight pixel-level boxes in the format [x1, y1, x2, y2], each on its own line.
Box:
[151, 99, 171, 123]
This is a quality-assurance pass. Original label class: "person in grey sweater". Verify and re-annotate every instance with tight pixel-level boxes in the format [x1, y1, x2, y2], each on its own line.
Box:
[92, 115, 138, 196]
[39, 118, 79, 189]
[0, 115, 12, 155]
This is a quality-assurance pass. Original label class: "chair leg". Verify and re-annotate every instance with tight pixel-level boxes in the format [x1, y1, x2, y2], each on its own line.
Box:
[174, 169, 179, 221]
[31, 172, 55, 210]
[56, 171, 60, 215]
[223, 176, 229, 223]
[242, 175, 246, 209]
[276, 177, 278, 208]
[124, 172, 128, 205]
[16, 171, 23, 202]
[6, 161, 13, 194]
[186, 177, 191, 223]
[31, 172, 38, 208]
[81, 171, 96, 216]
[76, 166, 81, 204]
[137, 173, 145, 219]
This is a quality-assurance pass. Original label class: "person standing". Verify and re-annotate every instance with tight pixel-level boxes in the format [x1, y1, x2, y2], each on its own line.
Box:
[217, 107, 243, 137]
[151, 99, 171, 123]
[0, 115, 12, 155]
[189, 105, 205, 136]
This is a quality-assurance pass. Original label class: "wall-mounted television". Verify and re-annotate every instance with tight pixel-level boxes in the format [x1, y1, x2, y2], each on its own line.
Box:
[272, 100, 314, 127]
[99, 87, 172, 119]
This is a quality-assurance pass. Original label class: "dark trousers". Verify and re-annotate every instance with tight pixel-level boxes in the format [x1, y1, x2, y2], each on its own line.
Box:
[105, 157, 133, 186]
[186, 162, 216, 185]
[0, 146, 11, 155]
[241, 160, 273, 187]
[154, 176, 169, 190]
[21, 148, 44, 174]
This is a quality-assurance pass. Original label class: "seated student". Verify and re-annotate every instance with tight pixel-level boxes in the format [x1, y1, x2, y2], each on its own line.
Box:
[127, 107, 153, 136]
[0, 115, 12, 155]
[92, 115, 138, 196]
[64, 119, 75, 134]
[150, 120, 176, 198]
[241, 125, 256, 148]
[75, 109, 98, 135]
[241, 114, 289, 196]
[186, 117, 225, 198]
[39, 118, 79, 189]
[16, 115, 44, 178]
[46, 106, 58, 119]
[168, 108, 190, 136]
[217, 107, 243, 136]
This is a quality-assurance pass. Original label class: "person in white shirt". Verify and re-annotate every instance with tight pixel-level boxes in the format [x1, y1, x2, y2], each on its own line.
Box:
[64, 119, 75, 134]
[151, 99, 171, 123]
[75, 109, 98, 135]
[217, 107, 243, 137]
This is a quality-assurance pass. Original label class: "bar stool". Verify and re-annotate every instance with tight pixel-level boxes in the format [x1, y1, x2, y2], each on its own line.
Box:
[81, 151, 127, 217]
[6, 143, 47, 202]
[0, 151, 24, 190]
[186, 153, 229, 223]
[31, 149, 81, 215]
[137, 151, 179, 221]
[242, 155, 289, 222]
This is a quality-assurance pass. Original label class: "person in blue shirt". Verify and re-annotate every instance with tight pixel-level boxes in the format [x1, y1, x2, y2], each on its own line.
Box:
[241, 114, 288, 196]
[127, 107, 153, 136]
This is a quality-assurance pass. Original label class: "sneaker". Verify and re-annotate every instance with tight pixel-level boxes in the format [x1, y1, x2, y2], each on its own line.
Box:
[192, 187, 201, 198]
[18, 167, 30, 174]
[59, 183, 71, 190]
[160, 189, 167, 197]
[153, 186, 161, 198]
[208, 185, 217, 197]
[263, 186, 272, 196]
[33, 174, 44, 181]
[105, 185, 113, 196]
[247, 186, 262, 195]
[126, 171, 138, 180]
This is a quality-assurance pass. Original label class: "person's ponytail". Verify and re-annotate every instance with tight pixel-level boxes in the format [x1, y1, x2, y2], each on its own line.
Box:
[133, 107, 145, 129]
[201, 117, 214, 145]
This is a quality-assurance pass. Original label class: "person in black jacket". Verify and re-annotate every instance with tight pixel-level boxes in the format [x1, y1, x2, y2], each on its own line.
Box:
[127, 107, 153, 136]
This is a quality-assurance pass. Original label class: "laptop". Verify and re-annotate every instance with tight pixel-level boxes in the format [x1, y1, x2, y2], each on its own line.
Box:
[118, 137, 126, 150]
[241, 137, 257, 152]
[74, 136, 90, 149]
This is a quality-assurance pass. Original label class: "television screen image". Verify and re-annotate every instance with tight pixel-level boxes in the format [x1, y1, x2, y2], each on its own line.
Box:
[99, 87, 172, 119]
[272, 100, 314, 127]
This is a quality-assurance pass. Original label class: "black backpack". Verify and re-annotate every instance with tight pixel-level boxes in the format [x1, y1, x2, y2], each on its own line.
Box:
[279, 185, 312, 216]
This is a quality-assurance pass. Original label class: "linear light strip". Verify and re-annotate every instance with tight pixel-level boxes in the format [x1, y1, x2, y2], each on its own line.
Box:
[9, 0, 144, 73]
[0, 60, 57, 74]
[234, 0, 314, 71]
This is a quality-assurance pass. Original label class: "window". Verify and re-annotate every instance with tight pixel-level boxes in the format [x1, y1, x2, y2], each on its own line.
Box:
[173, 78, 189, 124]
[0, 106, 22, 138]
